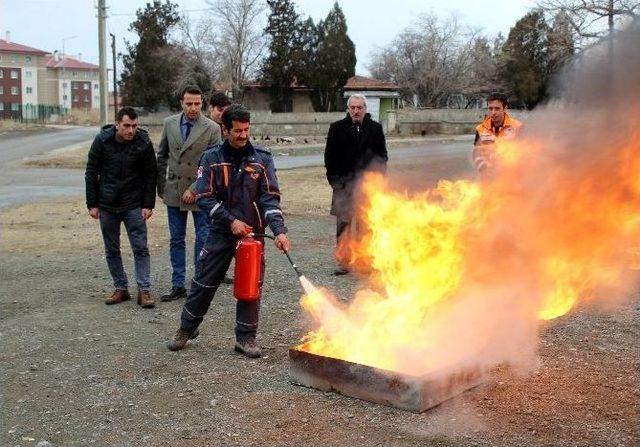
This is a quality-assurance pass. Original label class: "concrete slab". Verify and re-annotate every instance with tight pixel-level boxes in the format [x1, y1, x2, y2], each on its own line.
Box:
[289, 348, 485, 412]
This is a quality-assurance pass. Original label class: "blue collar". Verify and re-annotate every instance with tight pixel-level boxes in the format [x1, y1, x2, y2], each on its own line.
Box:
[181, 114, 198, 126]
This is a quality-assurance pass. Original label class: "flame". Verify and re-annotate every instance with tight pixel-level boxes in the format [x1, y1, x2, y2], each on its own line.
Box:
[299, 113, 640, 376]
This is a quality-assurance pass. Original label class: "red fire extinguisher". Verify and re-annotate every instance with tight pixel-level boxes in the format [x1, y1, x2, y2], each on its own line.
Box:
[234, 236, 263, 301]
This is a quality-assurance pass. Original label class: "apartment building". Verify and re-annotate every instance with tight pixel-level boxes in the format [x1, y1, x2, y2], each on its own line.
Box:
[0, 33, 100, 118]
[0, 36, 48, 118]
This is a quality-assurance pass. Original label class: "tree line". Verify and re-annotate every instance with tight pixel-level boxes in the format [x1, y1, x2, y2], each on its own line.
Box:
[119, 0, 638, 112]
[120, 0, 356, 112]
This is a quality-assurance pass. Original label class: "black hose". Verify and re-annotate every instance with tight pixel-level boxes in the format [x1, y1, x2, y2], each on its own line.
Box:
[250, 233, 303, 277]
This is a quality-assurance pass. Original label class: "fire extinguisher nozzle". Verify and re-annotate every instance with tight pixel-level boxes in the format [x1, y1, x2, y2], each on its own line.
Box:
[283, 250, 303, 277]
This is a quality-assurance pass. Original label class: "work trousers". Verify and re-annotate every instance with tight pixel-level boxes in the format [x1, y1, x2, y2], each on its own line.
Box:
[180, 232, 264, 342]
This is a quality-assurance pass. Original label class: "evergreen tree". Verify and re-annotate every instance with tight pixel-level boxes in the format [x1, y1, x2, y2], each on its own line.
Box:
[261, 0, 301, 112]
[120, 0, 180, 111]
[308, 3, 356, 111]
[500, 10, 551, 109]
[296, 16, 320, 103]
[547, 10, 575, 74]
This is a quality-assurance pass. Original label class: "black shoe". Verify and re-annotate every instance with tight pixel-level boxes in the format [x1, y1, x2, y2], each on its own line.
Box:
[333, 266, 349, 276]
[234, 338, 262, 358]
[160, 286, 187, 302]
[166, 328, 200, 351]
[222, 275, 234, 285]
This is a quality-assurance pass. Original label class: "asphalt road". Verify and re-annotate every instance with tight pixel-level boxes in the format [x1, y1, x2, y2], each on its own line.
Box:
[0, 126, 98, 210]
[0, 126, 473, 209]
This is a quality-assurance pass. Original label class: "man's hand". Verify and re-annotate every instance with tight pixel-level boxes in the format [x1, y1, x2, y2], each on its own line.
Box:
[142, 208, 153, 220]
[88, 207, 100, 219]
[182, 189, 196, 204]
[274, 234, 290, 252]
[230, 219, 252, 237]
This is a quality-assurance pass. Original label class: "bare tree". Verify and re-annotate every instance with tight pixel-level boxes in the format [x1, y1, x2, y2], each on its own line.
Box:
[537, 0, 639, 42]
[176, 0, 267, 99]
[205, 0, 267, 99]
[367, 14, 480, 108]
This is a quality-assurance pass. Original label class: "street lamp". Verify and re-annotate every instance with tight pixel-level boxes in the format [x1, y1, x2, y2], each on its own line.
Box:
[61, 35, 78, 110]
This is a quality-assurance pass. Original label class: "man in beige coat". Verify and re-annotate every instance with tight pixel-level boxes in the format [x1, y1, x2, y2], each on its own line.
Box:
[157, 85, 221, 301]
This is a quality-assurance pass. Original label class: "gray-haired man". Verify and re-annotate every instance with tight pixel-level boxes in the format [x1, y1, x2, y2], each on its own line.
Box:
[324, 94, 388, 275]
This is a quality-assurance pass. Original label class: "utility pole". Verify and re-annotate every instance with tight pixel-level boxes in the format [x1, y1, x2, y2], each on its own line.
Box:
[110, 33, 117, 119]
[98, 0, 108, 125]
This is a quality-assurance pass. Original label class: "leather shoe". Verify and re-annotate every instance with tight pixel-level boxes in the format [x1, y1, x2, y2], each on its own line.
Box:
[137, 290, 155, 308]
[105, 289, 130, 305]
[160, 286, 187, 302]
[167, 328, 200, 351]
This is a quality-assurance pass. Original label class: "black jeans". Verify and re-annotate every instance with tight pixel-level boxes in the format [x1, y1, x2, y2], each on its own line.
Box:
[180, 232, 264, 342]
[98, 207, 151, 291]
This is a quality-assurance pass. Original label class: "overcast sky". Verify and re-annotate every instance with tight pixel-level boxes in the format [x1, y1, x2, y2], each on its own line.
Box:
[1, 0, 533, 78]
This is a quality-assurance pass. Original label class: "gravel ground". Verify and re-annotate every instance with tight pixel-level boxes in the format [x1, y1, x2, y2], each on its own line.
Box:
[1, 158, 638, 447]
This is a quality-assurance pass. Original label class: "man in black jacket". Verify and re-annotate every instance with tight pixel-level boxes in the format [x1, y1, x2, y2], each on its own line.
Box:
[324, 94, 388, 275]
[85, 107, 157, 308]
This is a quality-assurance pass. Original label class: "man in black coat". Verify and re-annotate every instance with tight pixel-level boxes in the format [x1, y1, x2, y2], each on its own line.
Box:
[324, 94, 388, 275]
[85, 107, 157, 308]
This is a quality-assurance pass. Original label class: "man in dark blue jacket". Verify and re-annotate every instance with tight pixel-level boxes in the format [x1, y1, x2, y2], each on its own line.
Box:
[85, 107, 157, 308]
[167, 104, 290, 357]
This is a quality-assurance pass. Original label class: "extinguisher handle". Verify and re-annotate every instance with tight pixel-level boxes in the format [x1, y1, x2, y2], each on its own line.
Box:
[248, 232, 275, 240]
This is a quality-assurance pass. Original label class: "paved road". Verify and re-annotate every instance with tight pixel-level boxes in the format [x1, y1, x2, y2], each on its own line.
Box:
[0, 126, 98, 162]
[0, 126, 473, 209]
[0, 126, 98, 209]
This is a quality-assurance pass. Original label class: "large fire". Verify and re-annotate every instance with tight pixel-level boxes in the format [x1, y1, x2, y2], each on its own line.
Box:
[298, 116, 640, 377]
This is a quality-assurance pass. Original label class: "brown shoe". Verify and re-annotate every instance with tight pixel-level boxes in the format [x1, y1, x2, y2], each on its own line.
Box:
[137, 290, 155, 308]
[167, 328, 200, 351]
[105, 289, 131, 305]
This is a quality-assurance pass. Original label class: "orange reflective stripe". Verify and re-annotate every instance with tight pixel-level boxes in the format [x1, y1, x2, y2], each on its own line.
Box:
[223, 165, 229, 187]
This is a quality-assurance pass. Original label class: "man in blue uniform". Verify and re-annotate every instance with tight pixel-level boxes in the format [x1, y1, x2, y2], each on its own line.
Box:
[167, 104, 290, 358]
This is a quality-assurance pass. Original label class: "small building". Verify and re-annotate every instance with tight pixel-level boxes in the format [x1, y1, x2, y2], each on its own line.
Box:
[241, 79, 314, 113]
[343, 75, 400, 123]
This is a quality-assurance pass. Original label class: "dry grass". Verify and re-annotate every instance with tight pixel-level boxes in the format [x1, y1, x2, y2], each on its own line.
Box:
[58, 108, 101, 126]
[2, 155, 463, 254]
[0, 120, 46, 132]
[0, 166, 331, 254]
[22, 127, 163, 169]
[23, 140, 94, 168]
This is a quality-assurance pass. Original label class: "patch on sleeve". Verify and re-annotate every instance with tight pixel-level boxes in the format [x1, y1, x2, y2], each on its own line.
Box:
[197, 166, 204, 179]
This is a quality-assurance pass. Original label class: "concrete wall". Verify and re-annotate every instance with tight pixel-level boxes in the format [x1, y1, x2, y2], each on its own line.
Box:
[138, 109, 529, 137]
[389, 109, 529, 135]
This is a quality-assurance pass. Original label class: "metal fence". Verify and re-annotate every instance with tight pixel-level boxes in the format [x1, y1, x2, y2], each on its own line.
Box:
[0, 104, 70, 123]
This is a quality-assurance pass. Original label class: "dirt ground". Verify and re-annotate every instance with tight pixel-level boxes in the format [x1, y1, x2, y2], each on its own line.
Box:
[1, 159, 638, 447]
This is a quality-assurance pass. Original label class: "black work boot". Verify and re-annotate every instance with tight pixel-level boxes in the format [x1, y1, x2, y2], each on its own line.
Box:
[160, 286, 187, 302]
[167, 328, 200, 351]
[234, 337, 262, 358]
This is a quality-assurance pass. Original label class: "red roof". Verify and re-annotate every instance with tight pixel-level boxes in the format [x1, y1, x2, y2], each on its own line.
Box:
[46, 55, 99, 70]
[344, 75, 398, 91]
[0, 39, 48, 55]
